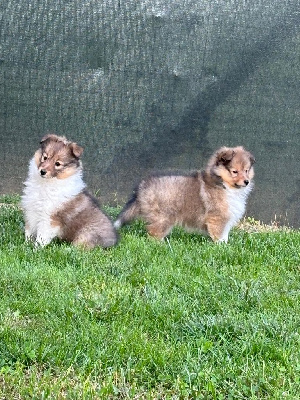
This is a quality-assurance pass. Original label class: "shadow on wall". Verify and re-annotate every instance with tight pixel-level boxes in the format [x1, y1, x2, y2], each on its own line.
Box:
[97, 7, 299, 228]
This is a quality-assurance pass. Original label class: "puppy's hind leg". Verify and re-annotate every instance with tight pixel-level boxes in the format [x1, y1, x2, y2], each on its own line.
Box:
[146, 221, 172, 240]
[73, 225, 118, 249]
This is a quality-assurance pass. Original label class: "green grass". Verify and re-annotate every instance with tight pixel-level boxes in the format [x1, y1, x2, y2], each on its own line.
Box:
[0, 196, 299, 399]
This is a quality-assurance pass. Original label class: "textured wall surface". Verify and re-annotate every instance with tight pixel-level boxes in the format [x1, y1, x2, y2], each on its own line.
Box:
[0, 0, 299, 227]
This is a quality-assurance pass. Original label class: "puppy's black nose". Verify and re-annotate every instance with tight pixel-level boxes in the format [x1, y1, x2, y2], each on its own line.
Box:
[40, 169, 47, 176]
[244, 180, 249, 186]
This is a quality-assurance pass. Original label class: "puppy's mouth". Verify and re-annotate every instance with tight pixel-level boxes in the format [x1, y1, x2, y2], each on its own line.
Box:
[234, 181, 250, 188]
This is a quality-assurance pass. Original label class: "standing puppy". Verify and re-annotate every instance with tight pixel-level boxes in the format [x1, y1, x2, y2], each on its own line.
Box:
[22, 134, 118, 248]
[114, 146, 255, 243]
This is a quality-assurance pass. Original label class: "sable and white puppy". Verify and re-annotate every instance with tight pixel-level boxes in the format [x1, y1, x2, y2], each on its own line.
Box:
[21, 134, 118, 248]
[114, 146, 255, 243]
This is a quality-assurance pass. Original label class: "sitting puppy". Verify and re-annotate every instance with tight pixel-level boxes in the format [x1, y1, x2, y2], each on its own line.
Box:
[114, 146, 255, 243]
[21, 134, 118, 248]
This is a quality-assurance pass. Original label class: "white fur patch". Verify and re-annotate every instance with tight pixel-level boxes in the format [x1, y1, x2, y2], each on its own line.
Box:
[114, 219, 122, 229]
[219, 182, 254, 242]
[21, 157, 86, 245]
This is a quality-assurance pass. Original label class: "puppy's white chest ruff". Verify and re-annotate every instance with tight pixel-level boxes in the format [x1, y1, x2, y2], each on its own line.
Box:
[218, 184, 253, 243]
[226, 187, 248, 224]
[21, 158, 86, 244]
[22, 158, 85, 212]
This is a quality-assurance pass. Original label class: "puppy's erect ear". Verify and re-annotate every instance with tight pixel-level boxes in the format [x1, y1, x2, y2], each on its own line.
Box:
[40, 134, 60, 144]
[39, 134, 83, 158]
[70, 142, 83, 158]
[248, 152, 255, 165]
[216, 148, 235, 166]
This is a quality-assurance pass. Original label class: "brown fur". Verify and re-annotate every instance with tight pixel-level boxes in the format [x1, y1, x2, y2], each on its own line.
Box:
[51, 190, 118, 248]
[114, 146, 255, 242]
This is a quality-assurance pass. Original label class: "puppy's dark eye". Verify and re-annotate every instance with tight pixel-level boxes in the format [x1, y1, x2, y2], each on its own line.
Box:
[245, 169, 248, 173]
[55, 161, 61, 167]
[232, 170, 238, 174]
[43, 155, 47, 161]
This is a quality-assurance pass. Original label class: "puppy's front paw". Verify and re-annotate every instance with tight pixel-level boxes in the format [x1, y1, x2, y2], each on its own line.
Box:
[35, 235, 52, 247]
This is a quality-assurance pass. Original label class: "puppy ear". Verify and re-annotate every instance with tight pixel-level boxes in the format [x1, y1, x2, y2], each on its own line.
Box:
[70, 142, 83, 158]
[249, 152, 255, 165]
[216, 148, 235, 165]
[40, 133, 59, 144]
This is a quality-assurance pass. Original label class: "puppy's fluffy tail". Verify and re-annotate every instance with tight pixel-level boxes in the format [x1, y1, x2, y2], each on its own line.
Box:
[114, 193, 140, 229]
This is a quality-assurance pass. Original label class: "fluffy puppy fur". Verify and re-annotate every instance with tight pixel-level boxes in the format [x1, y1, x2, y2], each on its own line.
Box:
[114, 146, 255, 243]
[21, 134, 118, 248]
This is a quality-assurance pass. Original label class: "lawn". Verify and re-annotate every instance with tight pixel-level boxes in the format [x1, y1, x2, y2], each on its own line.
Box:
[0, 195, 299, 399]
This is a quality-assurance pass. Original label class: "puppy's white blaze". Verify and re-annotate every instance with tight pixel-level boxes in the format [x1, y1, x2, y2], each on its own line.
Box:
[220, 182, 254, 241]
[21, 157, 86, 241]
